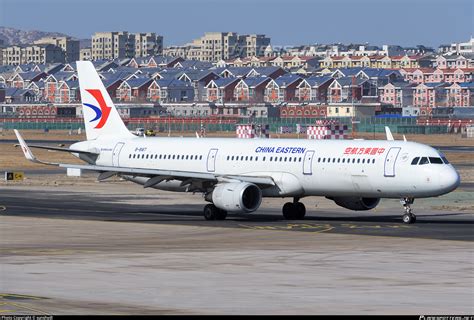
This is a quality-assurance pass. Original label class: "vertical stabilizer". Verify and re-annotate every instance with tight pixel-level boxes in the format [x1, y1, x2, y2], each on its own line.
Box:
[77, 61, 132, 140]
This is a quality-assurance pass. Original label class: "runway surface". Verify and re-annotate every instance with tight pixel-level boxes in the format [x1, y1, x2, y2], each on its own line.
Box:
[1, 183, 473, 315]
[1, 185, 473, 241]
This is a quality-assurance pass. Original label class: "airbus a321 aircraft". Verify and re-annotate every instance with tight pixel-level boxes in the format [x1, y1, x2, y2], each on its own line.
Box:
[15, 61, 460, 224]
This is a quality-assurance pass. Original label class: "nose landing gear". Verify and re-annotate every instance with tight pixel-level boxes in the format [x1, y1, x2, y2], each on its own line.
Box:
[400, 197, 416, 224]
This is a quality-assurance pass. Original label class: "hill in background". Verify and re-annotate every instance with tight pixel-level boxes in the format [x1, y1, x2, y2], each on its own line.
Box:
[0, 26, 73, 45]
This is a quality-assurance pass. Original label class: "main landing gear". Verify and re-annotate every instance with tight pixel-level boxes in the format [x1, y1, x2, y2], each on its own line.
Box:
[400, 197, 416, 224]
[203, 204, 228, 221]
[282, 198, 306, 220]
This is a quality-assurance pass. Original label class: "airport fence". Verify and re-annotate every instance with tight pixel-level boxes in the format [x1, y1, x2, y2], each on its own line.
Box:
[0, 116, 462, 135]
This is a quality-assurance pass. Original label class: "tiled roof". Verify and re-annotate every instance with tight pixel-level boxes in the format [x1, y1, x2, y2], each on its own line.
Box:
[243, 77, 271, 87]
[211, 77, 239, 88]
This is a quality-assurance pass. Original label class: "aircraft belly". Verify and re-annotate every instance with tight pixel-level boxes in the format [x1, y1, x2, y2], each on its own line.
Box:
[122, 176, 187, 192]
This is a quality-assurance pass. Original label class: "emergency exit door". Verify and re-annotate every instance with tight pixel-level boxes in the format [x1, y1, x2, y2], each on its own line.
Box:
[303, 150, 315, 175]
[207, 148, 218, 172]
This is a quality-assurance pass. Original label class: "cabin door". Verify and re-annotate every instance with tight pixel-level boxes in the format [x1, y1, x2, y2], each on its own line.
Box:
[384, 147, 401, 177]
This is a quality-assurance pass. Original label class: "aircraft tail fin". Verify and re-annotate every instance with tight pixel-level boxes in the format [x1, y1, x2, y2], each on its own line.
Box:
[384, 126, 394, 141]
[77, 61, 133, 141]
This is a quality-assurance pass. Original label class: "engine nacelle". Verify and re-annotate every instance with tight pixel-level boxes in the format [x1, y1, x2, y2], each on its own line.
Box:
[329, 197, 380, 211]
[212, 182, 262, 213]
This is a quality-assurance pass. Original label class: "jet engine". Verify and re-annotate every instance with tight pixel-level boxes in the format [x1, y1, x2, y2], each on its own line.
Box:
[328, 197, 380, 211]
[211, 182, 262, 213]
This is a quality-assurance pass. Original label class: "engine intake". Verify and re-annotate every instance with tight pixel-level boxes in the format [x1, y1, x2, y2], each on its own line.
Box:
[328, 197, 380, 211]
[212, 182, 262, 213]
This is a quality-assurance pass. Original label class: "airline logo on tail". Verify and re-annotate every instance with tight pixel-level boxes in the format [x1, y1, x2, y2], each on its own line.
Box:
[83, 89, 111, 129]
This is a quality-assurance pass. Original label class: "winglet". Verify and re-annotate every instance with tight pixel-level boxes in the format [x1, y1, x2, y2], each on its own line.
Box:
[385, 126, 394, 141]
[403, 135, 407, 142]
[14, 129, 40, 163]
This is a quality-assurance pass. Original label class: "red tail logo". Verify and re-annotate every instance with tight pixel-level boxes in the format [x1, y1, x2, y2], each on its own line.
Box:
[83, 89, 112, 129]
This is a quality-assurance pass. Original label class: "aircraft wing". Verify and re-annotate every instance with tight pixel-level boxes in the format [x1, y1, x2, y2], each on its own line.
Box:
[60, 163, 275, 187]
[14, 143, 99, 155]
[14, 129, 275, 188]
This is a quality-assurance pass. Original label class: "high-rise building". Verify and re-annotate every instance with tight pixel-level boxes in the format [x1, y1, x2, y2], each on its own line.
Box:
[194, 32, 239, 62]
[1, 44, 65, 65]
[34, 36, 80, 62]
[183, 32, 271, 62]
[134, 32, 163, 57]
[80, 47, 92, 61]
[237, 34, 271, 58]
[91, 32, 135, 60]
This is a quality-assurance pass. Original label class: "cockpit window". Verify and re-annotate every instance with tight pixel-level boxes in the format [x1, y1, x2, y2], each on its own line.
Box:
[429, 157, 443, 164]
[419, 157, 429, 165]
[411, 157, 420, 165]
[441, 157, 449, 164]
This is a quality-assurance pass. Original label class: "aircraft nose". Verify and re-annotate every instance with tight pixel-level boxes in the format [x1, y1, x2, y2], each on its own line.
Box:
[439, 166, 460, 193]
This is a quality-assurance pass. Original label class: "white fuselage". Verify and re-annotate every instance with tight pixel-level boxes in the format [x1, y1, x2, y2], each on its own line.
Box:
[72, 136, 460, 199]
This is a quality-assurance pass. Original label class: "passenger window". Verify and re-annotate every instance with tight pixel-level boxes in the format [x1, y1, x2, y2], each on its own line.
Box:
[284, 157, 287, 162]
[357, 158, 360, 163]
[263, 157, 266, 161]
[362, 159, 365, 164]
[342, 158, 345, 163]
[372, 159, 375, 164]
[279, 157, 282, 162]
[226, 156, 229, 160]
[200, 155, 203, 160]
[429, 157, 443, 164]
[255, 157, 258, 161]
[245, 156, 248, 161]
[411, 157, 420, 165]
[419, 157, 429, 165]
[142, 154, 145, 159]
[299, 157, 302, 162]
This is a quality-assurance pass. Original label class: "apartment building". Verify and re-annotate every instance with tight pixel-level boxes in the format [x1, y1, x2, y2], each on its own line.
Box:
[91, 32, 135, 60]
[34, 36, 80, 62]
[449, 37, 474, 55]
[80, 47, 92, 61]
[134, 33, 163, 57]
[237, 34, 271, 58]
[196, 32, 239, 62]
[1, 44, 65, 65]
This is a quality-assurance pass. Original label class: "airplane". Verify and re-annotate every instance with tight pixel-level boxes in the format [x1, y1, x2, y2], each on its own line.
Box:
[14, 61, 461, 224]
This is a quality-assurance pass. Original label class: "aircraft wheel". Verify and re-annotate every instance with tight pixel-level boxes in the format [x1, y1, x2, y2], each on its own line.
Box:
[402, 213, 416, 224]
[282, 202, 295, 220]
[295, 202, 306, 219]
[204, 204, 219, 221]
[216, 209, 228, 220]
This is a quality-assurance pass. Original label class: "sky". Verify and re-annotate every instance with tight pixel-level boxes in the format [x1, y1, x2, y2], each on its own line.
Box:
[0, 0, 472, 48]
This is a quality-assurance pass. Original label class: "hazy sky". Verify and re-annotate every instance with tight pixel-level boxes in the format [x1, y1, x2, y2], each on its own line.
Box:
[0, 0, 472, 47]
